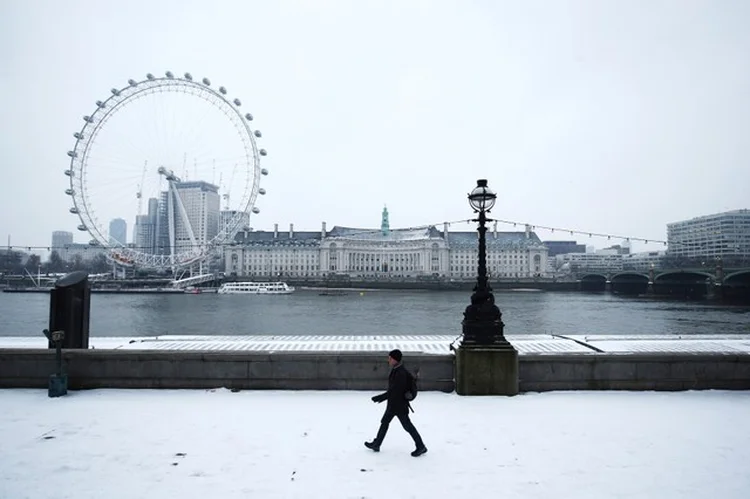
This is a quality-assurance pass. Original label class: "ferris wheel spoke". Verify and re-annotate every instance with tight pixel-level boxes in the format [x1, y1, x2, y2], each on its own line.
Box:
[92, 93, 160, 167]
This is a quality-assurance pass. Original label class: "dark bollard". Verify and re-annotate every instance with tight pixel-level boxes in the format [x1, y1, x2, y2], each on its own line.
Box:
[43, 329, 68, 397]
[48, 271, 91, 349]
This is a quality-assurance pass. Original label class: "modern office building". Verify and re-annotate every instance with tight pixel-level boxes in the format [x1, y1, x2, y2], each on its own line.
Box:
[51, 231, 73, 253]
[108, 218, 127, 246]
[553, 252, 624, 274]
[134, 198, 160, 254]
[174, 181, 220, 252]
[543, 240, 586, 257]
[622, 251, 667, 271]
[152, 182, 221, 256]
[667, 209, 750, 260]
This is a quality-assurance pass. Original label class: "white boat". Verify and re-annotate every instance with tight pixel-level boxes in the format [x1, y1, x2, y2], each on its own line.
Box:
[217, 281, 295, 295]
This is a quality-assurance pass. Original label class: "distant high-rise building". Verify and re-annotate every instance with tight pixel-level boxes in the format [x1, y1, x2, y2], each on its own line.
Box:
[51, 231, 73, 253]
[174, 181, 220, 250]
[543, 240, 586, 257]
[109, 218, 127, 246]
[134, 198, 160, 254]
[155, 182, 220, 256]
[603, 244, 630, 255]
[156, 191, 170, 255]
[668, 209, 750, 260]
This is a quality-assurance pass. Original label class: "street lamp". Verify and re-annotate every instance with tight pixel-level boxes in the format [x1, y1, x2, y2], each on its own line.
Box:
[460, 179, 510, 347]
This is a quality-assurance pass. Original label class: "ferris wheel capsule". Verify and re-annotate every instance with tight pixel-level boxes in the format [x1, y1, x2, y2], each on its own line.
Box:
[259, 149, 267, 156]
[65, 188, 75, 195]
[261, 168, 268, 175]
[77, 224, 87, 231]
[165, 71, 174, 78]
[184, 73, 193, 80]
[128, 79, 138, 87]
[244, 113, 253, 121]
[67, 151, 77, 158]
[111, 88, 120, 96]
[83, 116, 93, 123]
[64, 169, 73, 176]
[251, 207, 260, 214]
[259, 188, 266, 195]
[69, 207, 79, 214]
[146, 73, 155, 80]
[233, 98, 241, 106]
[96, 100, 106, 108]
[202, 77, 211, 85]
[254, 130, 261, 137]
[73, 132, 83, 139]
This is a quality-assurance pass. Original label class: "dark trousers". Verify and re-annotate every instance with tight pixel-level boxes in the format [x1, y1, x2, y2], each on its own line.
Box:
[374, 408, 425, 448]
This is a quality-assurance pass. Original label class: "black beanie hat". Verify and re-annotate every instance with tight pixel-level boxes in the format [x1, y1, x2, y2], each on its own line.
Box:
[388, 349, 403, 362]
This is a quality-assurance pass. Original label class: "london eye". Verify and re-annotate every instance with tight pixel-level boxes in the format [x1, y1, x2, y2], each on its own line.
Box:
[64, 71, 269, 270]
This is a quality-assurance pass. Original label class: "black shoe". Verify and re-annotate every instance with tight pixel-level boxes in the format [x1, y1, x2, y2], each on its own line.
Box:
[411, 446, 427, 457]
[364, 441, 380, 452]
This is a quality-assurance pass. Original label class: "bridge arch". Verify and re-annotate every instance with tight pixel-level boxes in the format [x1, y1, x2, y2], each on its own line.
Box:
[653, 270, 714, 299]
[579, 273, 607, 292]
[610, 272, 650, 295]
[579, 273, 608, 281]
[611, 272, 650, 281]
[721, 270, 750, 303]
[654, 270, 714, 282]
[724, 270, 750, 284]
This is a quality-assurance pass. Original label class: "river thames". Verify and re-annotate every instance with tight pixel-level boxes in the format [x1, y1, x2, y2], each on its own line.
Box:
[1, 289, 748, 337]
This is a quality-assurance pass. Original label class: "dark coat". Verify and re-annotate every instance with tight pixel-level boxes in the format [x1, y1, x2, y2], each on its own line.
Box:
[372, 363, 410, 414]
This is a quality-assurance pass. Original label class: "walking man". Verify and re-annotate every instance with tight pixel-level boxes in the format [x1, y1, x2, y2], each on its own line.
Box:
[365, 349, 427, 457]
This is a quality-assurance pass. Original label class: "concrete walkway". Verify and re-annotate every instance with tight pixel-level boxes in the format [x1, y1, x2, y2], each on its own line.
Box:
[2, 334, 750, 355]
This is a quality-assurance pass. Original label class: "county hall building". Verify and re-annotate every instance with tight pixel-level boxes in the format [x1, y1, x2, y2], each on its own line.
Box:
[224, 208, 549, 280]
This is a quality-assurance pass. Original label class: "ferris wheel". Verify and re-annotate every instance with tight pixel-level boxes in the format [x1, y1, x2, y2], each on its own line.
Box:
[65, 71, 269, 269]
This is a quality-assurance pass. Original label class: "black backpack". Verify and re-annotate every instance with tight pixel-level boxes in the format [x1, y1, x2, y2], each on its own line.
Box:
[404, 368, 419, 401]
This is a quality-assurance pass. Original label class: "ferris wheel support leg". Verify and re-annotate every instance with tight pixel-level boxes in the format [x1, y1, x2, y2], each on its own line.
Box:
[167, 184, 176, 260]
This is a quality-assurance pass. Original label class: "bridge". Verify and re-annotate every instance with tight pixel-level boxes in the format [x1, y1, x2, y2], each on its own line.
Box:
[169, 273, 217, 289]
[577, 266, 750, 300]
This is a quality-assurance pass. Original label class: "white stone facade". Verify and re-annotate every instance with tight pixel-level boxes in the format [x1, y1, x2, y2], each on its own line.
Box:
[224, 222, 549, 280]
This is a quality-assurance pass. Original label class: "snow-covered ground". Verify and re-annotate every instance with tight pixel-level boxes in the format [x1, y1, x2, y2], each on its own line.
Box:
[1, 389, 749, 499]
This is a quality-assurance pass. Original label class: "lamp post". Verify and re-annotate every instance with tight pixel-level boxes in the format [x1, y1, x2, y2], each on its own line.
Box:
[460, 179, 510, 347]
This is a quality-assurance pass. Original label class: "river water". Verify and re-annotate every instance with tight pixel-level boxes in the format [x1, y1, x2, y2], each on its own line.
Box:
[1, 289, 748, 337]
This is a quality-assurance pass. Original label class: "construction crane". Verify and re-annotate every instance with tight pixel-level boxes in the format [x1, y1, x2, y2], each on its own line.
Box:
[222, 163, 238, 211]
[136, 160, 147, 215]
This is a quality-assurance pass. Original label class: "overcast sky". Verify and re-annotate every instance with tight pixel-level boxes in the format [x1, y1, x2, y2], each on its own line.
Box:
[2, 0, 749, 254]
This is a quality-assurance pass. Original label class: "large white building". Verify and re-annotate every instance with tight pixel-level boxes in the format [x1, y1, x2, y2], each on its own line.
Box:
[224, 208, 549, 280]
[174, 181, 220, 251]
[668, 209, 750, 260]
[553, 252, 624, 274]
[622, 251, 667, 271]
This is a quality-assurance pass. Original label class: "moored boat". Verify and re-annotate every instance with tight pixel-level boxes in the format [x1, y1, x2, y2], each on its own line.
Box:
[217, 281, 295, 295]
